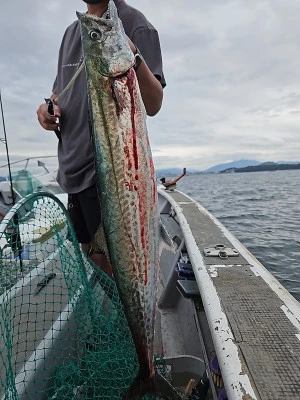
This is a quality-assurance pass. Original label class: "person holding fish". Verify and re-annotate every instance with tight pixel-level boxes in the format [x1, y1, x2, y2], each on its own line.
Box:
[38, 1, 185, 398]
[36, 0, 165, 279]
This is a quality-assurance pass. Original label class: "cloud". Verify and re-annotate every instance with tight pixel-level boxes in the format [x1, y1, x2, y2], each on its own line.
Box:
[0, 0, 299, 174]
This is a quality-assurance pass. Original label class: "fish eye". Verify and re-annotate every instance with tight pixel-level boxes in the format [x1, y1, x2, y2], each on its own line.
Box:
[89, 30, 101, 41]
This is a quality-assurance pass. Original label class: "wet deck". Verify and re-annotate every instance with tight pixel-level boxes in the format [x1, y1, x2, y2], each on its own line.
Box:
[159, 188, 300, 400]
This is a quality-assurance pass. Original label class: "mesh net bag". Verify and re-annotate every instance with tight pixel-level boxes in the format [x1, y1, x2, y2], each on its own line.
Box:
[0, 192, 167, 399]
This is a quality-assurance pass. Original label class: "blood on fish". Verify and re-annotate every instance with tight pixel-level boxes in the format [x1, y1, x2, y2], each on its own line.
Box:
[125, 69, 150, 285]
[123, 145, 133, 170]
[126, 70, 139, 171]
[124, 181, 133, 191]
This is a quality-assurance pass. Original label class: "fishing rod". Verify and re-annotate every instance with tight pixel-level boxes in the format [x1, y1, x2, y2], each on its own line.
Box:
[0, 89, 23, 271]
[0, 89, 15, 205]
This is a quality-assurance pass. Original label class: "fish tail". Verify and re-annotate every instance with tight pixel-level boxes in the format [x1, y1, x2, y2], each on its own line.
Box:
[123, 370, 183, 400]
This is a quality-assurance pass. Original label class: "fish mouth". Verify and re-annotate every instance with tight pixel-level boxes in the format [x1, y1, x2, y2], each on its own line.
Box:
[77, 0, 117, 28]
[76, 11, 114, 29]
[77, 11, 114, 25]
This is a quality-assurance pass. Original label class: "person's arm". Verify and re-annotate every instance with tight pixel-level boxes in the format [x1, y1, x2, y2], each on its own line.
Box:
[136, 58, 163, 116]
[36, 93, 61, 132]
[127, 38, 163, 116]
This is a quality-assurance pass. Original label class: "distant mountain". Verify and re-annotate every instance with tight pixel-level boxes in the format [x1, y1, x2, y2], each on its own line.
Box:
[221, 162, 300, 174]
[278, 161, 300, 165]
[156, 160, 300, 176]
[203, 159, 260, 173]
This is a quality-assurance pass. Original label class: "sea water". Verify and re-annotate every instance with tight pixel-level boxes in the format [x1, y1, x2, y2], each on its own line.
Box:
[176, 169, 300, 301]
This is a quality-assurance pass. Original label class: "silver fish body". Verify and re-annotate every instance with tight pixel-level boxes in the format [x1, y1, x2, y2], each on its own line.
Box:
[77, 2, 181, 399]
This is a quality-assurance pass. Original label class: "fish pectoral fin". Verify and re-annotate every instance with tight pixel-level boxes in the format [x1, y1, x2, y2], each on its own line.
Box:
[110, 78, 126, 112]
[122, 371, 183, 400]
[91, 223, 110, 262]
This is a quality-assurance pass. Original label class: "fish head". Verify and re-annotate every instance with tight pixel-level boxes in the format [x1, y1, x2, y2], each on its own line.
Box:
[77, 1, 135, 77]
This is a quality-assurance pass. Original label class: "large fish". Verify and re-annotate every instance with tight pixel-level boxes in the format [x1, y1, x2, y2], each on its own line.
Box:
[77, 2, 182, 399]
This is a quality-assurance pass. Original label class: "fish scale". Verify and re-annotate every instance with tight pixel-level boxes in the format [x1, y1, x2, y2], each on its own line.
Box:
[77, 2, 182, 399]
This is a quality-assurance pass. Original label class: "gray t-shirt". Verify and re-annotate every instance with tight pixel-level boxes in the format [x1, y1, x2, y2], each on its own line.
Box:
[53, 0, 166, 194]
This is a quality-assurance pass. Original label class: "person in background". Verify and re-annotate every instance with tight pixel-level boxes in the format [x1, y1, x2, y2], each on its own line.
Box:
[36, 0, 165, 278]
[160, 168, 186, 190]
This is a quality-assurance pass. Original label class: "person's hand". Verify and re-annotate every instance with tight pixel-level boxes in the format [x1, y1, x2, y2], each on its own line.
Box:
[36, 101, 61, 132]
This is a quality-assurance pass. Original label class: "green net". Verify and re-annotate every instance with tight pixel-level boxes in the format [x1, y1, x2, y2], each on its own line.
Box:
[0, 192, 168, 399]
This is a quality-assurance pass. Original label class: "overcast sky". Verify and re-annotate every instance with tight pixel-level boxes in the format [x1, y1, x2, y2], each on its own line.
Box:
[1, 0, 300, 172]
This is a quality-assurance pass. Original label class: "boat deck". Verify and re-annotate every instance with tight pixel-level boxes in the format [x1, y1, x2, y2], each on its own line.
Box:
[159, 188, 300, 400]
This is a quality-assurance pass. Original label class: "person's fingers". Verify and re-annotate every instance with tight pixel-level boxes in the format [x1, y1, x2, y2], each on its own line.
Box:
[37, 103, 60, 131]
